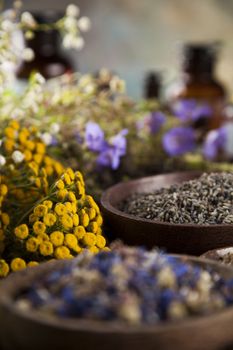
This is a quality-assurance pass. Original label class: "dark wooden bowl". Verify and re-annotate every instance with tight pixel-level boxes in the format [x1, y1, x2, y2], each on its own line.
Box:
[101, 171, 233, 256]
[1, 256, 233, 350]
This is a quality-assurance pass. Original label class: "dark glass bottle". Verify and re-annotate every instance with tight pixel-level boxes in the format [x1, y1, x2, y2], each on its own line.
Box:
[168, 43, 226, 130]
[144, 71, 161, 100]
[16, 10, 74, 81]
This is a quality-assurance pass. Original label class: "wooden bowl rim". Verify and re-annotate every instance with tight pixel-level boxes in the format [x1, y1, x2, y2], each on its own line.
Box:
[101, 171, 232, 229]
[1, 255, 233, 334]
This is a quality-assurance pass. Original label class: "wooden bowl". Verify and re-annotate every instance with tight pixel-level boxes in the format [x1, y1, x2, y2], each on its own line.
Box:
[1, 256, 233, 350]
[101, 171, 233, 256]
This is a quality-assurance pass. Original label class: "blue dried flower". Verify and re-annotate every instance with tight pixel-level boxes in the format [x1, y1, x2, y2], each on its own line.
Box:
[162, 126, 196, 156]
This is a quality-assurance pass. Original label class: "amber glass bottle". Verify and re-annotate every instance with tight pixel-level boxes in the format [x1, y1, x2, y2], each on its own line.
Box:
[168, 43, 226, 130]
[144, 71, 161, 100]
[16, 11, 74, 82]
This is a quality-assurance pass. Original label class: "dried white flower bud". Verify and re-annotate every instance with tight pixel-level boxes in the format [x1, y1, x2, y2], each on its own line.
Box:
[40, 132, 52, 145]
[34, 73, 46, 85]
[77, 16, 91, 32]
[110, 76, 126, 93]
[72, 36, 84, 50]
[50, 123, 60, 134]
[21, 12, 36, 28]
[0, 155, 6, 166]
[12, 150, 24, 164]
[66, 4, 80, 18]
[22, 48, 35, 62]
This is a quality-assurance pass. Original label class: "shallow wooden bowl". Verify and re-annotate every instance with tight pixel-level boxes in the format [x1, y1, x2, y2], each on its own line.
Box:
[101, 171, 233, 256]
[1, 257, 233, 350]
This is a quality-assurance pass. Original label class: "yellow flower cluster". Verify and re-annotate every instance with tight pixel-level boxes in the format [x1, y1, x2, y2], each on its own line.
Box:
[0, 167, 108, 277]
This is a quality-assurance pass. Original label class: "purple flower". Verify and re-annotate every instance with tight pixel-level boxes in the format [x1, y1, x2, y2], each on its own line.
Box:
[85, 122, 105, 152]
[173, 99, 212, 122]
[162, 126, 196, 156]
[97, 129, 128, 170]
[203, 127, 227, 160]
[137, 111, 166, 134]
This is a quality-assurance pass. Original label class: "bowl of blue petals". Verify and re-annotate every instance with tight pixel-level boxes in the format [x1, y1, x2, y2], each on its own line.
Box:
[1, 245, 233, 350]
[101, 171, 233, 255]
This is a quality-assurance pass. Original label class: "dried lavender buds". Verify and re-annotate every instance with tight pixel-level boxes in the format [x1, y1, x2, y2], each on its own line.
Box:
[15, 246, 233, 325]
[121, 173, 233, 225]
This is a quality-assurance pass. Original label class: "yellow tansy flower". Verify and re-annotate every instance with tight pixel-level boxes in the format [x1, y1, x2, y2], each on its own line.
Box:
[50, 231, 64, 247]
[56, 179, 65, 190]
[96, 235, 106, 249]
[36, 142, 46, 154]
[0, 259, 9, 277]
[33, 221, 46, 235]
[0, 229, 5, 242]
[29, 213, 37, 223]
[44, 156, 53, 165]
[54, 246, 71, 259]
[39, 241, 53, 256]
[43, 213, 57, 227]
[68, 191, 76, 202]
[64, 202, 73, 212]
[76, 181, 85, 197]
[9, 120, 20, 130]
[23, 149, 32, 162]
[74, 226, 86, 239]
[28, 161, 39, 176]
[34, 204, 48, 217]
[14, 224, 29, 239]
[66, 168, 75, 180]
[88, 221, 98, 234]
[72, 244, 82, 254]
[57, 189, 68, 200]
[4, 127, 16, 139]
[63, 173, 72, 185]
[34, 153, 43, 164]
[64, 233, 78, 250]
[82, 232, 96, 247]
[1, 213, 10, 226]
[11, 258, 26, 272]
[45, 165, 53, 176]
[73, 213, 79, 226]
[79, 210, 89, 227]
[28, 261, 39, 267]
[55, 203, 67, 216]
[26, 237, 39, 252]
[96, 215, 103, 226]
[0, 184, 8, 196]
[4, 139, 14, 153]
[43, 200, 53, 209]
[37, 233, 50, 243]
[89, 246, 99, 254]
[35, 178, 41, 188]
[75, 171, 84, 186]
[87, 208, 96, 220]
[61, 214, 73, 230]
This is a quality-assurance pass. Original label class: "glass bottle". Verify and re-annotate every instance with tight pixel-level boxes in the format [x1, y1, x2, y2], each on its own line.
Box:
[16, 10, 74, 83]
[167, 43, 226, 131]
[143, 71, 161, 100]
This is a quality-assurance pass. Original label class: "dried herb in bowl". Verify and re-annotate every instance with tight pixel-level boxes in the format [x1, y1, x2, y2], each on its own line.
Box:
[15, 246, 233, 325]
[121, 172, 233, 225]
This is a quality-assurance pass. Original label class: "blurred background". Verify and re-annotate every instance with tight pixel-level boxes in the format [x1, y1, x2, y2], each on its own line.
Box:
[5, 0, 233, 99]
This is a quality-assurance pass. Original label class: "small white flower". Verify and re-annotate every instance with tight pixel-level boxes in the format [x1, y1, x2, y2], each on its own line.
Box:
[34, 73, 46, 85]
[0, 155, 6, 166]
[110, 76, 126, 93]
[84, 83, 95, 94]
[12, 150, 24, 164]
[40, 132, 53, 145]
[1, 19, 14, 32]
[72, 36, 84, 50]
[22, 48, 35, 62]
[50, 123, 60, 134]
[66, 4, 80, 18]
[77, 16, 91, 32]
[62, 34, 74, 49]
[21, 12, 36, 28]
[64, 16, 77, 31]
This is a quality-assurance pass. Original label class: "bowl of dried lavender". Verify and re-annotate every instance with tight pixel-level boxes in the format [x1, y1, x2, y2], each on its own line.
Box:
[1, 246, 233, 350]
[101, 172, 233, 255]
